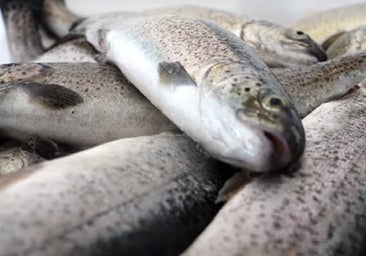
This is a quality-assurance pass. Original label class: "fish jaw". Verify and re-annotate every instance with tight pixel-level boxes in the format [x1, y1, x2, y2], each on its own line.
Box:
[198, 90, 305, 172]
[241, 21, 327, 67]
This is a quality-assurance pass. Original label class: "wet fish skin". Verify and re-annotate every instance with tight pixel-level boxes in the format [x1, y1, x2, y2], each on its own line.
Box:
[326, 25, 366, 59]
[182, 87, 366, 256]
[0, 140, 43, 177]
[273, 51, 366, 117]
[0, 0, 45, 62]
[292, 3, 366, 45]
[34, 35, 97, 63]
[0, 62, 176, 146]
[74, 14, 305, 172]
[0, 133, 233, 256]
[146, 6, 326, 67]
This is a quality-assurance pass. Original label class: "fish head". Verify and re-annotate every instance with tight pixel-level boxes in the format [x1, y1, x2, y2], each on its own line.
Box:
[0, 63, 49, 84]
[200, 62, 305, 172]
[241, 20, 327, 67]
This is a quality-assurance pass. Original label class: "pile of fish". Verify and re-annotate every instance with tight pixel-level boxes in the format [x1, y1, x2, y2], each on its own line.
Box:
[0, 1, 365, 255]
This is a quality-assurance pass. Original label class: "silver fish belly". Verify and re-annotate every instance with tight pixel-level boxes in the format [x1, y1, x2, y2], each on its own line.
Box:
[0, 133, 232, 256]
[145, 6, 326, 67]
[74, 14, 305, 172]
[0, 63, 176, 146]
[182, 87, 366, 256]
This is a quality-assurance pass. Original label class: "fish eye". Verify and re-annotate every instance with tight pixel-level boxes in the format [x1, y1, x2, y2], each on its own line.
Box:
[262, 95, 286, 112]
[284, 29, 309, 43]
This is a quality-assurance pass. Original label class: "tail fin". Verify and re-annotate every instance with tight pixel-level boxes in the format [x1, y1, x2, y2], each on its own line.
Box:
[1, 0, 45, 62]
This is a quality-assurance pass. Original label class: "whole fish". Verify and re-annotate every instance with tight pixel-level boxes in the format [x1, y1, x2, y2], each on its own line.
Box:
[145, 6, 327, 67]
[73, 14, 305, 172]
[326, 25, 366, 59]
[0, 133, 233, 256]
[182, 87, 366, 256]
[0, 63, 176, 146]
[0, 0, 45, 62]
[273, 51, 366, 117]
[292, 3, 366, 45]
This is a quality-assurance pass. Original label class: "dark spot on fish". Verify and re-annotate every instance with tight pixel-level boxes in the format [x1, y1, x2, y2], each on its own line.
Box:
[245, 88, 250, 92]
[296, 31, 304, 35]
[255, 83, 262, 87]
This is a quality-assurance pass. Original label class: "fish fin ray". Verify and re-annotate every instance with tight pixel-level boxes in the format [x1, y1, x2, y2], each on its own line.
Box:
[19, 83, 83, 109]
[216, 171, 251, 203]
[158, 61, 197, 86]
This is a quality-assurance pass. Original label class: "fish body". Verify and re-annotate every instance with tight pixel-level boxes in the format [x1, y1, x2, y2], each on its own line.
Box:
[182, 87, 366, 256]
[0, 63, 176, 146]
[326, 25, 366, 59]
[34, 36, 97, 63]
[0, 0, 45, 61]
[274, 51, 366, 117]
[74, 14, 305, 172]
[292, 3, 366, 44]
[146, 6, 327, 67]
[0, 133, 232, 256]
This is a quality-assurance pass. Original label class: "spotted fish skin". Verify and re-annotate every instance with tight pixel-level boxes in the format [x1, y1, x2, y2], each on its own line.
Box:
[74, 14, 305, 172]
[273, 51, 366, 117]
[34, 36, 97, 63]
[147, 6, 327, 67]
[0, 133, 233, 256]
[182, 88, 366, 256]
[0, 63, 176, 146]
[292, 3, 366, 45]
[0, 0, 45, 62]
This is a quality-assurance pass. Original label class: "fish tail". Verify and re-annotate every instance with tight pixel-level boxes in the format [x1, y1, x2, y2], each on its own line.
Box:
[1, 0, 45, 62]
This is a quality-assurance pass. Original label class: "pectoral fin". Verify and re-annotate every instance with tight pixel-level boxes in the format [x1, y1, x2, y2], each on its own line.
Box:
[20, 83, 83, 109]
[158, 62, 196, 86]
[216, 171, 252, 203]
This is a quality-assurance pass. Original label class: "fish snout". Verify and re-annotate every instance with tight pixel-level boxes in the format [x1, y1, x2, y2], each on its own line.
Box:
[263, 120, 305, 172]
[307, 40, 328, 62]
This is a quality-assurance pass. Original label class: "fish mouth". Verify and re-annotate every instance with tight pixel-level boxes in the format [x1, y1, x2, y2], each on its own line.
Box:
[263, 129, 303, 172]
[306, 42, 328, 62]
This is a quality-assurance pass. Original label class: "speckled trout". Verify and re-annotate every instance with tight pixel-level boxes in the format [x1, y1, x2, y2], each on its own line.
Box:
[73, 14, 305, 172]
[0, 133, 233, 256]
[0, 63, 176, 146]
[182, 85, 366, 256]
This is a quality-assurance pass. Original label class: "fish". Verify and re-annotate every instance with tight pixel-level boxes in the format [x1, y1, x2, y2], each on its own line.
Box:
[38, 0, 79, 38]
[73, 14, 305, 172]
[326, 25, 366, 59]
[273, 51, 366, 117]
[34, 35, 97, 63]
[182, 86, 366, 256]
[0, 132, 233, 256]
[145, 5, 327, 67]
[292, 3, 366, 45]
[0, 0, 45, 62]
[0, 62, 176, 146]
[0, 139, 43, 177]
